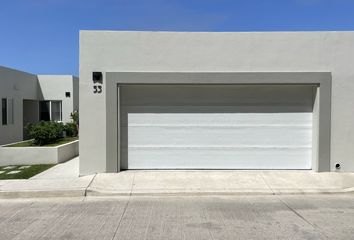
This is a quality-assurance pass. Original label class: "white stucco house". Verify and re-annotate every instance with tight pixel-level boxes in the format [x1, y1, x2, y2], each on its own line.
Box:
[79, 31, 354, 175]
[0, 66, 79, 145]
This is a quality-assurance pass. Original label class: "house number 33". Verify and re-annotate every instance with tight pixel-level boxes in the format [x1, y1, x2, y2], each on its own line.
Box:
[93, 85, 102, 94]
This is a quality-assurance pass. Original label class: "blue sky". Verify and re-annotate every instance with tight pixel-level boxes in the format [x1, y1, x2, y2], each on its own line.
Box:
[1, 0, 354, 76]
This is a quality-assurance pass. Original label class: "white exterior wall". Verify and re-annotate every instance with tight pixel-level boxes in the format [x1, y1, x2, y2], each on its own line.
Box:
[0, 67, 78, 145]
[0, 67, 38, 145]
[38, 75, 78, 123]
[80, 31, 354, 174]
[0, 140, 79, 165]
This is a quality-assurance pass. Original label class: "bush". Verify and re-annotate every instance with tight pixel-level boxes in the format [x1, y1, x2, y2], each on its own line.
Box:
[70, 111, 79, 125]
[64, 122, 78, 137]
[70, 110, 79, 136]
[26, 121, 64, 146]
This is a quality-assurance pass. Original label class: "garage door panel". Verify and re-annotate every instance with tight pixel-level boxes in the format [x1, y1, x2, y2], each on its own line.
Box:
[120, 85, 314, 170]
[123, 148, 312, 169]
[121, 112, 313, 126]
[123, 125, 312, 147]
[121, 85, 314, 108]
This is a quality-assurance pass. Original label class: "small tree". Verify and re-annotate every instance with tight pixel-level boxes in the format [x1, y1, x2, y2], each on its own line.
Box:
[70, 110, 79, 135]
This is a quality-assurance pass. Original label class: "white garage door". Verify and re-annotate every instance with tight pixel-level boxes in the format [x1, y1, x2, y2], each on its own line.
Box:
[120, 85, 313, 170]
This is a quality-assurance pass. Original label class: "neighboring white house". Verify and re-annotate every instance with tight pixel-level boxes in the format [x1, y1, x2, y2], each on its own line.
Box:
[0, 66, 79, 145]
[79, 31, 354, 175]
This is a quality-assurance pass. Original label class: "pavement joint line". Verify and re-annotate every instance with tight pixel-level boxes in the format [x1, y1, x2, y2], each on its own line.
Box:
[278, 197, 330, 239]
[84, 173, 97, 198]
[110, 177, 134, 240]
[130, 172, 136, 196]
[260, 173, 275, 195]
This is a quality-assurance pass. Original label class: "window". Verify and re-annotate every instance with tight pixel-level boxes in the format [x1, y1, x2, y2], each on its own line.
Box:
[51, 101, 62, 121]
[1, 98, 14, 125]
[39, 101, 50, 121]
[39, 100, 62, 122]
[2, 98, 7, 125]
[65, 92, 71, 97]
[7, 99, 13, 124]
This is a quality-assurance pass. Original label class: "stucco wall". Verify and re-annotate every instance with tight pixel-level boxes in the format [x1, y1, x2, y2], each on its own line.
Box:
[0, 66, 38, 145]
[38, 75, 78, 123]
[79, 31, 354, 174]
[0, 140, 79, 166]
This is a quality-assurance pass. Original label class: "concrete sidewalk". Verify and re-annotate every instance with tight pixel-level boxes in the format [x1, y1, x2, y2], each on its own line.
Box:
[1, 157, 354, 198]
[31, 156, 80, 179]
[0, 157, 91, 198]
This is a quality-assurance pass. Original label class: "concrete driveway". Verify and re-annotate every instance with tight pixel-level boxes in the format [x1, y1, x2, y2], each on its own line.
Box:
[88, 170, 354, 196]
[1, 195, 354, 239]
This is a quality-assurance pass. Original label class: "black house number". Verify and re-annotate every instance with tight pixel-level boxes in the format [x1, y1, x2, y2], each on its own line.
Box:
[93, 85, 102, 94]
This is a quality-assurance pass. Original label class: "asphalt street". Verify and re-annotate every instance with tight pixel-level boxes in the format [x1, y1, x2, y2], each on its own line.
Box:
[1, 194, 354, 240]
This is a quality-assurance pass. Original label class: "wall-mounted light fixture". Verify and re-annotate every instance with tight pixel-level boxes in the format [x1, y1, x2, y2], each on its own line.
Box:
[93, 72, 103, 84]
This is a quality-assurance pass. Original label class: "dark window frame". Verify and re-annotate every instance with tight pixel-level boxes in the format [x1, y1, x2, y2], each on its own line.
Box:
[2, 98, 7, 125]
[39, 101, 50, 121]
[39, 100, 63, 122]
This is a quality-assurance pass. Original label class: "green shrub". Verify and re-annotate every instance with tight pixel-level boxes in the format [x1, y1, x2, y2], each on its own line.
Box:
[70, 111, 79, 136]
[64, 122, 78, 137]
[25, 123, 34, 137]
[26, 121, 64, 146]
[70, 111, 79, 125]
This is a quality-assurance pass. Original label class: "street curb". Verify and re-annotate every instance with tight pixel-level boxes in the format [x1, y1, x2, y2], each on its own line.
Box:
[85, 188, 354, 197]
[0, 188, 353, 199]
[0, 189, 86, 199]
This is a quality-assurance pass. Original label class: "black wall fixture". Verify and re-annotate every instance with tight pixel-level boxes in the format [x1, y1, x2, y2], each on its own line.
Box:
[93, 72, 103, 84]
